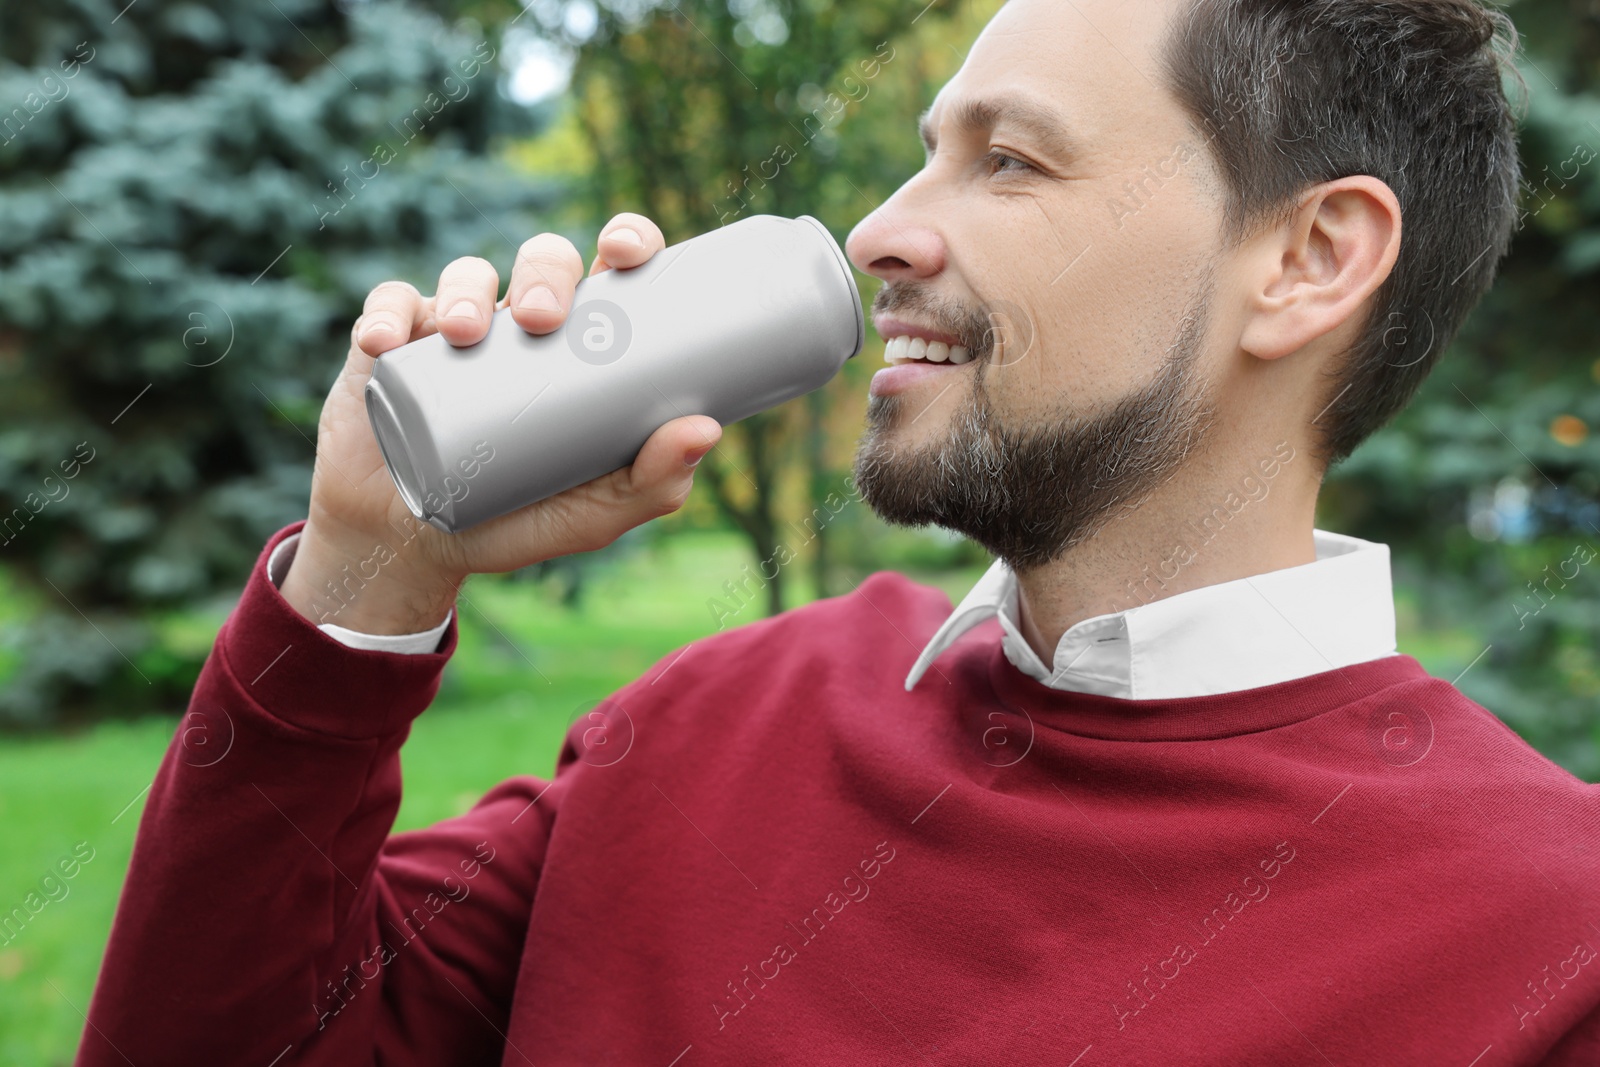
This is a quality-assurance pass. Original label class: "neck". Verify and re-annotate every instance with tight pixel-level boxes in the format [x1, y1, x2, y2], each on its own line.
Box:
[1011, 439, 1320, 664]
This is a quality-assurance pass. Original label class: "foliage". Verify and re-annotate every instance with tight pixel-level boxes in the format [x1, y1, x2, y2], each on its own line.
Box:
[1321, 0, 1600, 777]
[0, 0, 558, 725]
[529, 0, 988, 612]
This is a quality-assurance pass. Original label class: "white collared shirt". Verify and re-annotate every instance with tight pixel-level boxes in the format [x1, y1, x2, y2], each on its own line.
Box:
[274, 526, 1399, 696]
[904, 529, 1398, 698]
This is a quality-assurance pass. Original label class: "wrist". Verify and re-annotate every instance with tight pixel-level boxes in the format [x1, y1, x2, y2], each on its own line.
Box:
[280, 518, 463, 635]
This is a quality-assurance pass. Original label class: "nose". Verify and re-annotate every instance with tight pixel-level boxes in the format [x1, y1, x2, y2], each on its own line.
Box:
[845, 195, 948, 284]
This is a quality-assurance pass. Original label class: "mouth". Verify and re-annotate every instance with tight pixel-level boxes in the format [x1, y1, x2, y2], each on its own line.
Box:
[867, 315, 981, 400]
[869, 324, 978, 401]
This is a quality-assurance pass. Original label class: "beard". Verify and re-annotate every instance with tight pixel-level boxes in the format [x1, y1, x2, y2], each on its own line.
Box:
[852, 273, 1219, 573]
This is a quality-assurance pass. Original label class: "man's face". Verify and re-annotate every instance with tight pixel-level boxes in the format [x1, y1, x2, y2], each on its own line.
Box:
[845, 0, 1231, 572]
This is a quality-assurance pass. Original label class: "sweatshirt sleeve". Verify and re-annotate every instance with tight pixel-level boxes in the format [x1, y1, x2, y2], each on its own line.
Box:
[76, 522, 557, 1067]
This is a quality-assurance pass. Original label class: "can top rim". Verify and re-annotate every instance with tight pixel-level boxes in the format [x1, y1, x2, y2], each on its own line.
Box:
[797, 214, 865, 361]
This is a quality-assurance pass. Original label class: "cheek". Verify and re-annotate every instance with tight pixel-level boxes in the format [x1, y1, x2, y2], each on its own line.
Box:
[977, 269, 1135, 419]
[937, 166, 1216, 422]
[961, 192, 1190, 416]
[1059, 220, 1217, 407]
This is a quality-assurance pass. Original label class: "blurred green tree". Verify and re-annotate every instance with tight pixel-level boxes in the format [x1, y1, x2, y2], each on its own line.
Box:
[1323, 0, 1600, 777]
[0, 0, 558, 725]
[524, 0, 972, 614]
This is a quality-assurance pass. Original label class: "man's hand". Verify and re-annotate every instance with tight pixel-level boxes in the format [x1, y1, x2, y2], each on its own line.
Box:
[280, 213, 722, 634]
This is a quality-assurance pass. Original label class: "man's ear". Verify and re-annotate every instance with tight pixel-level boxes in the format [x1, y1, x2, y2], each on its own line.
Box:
[1239, 176, 1401, 362]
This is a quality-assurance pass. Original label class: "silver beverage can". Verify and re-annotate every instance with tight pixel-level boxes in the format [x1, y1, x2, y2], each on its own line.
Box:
[365, 213, 864, 534]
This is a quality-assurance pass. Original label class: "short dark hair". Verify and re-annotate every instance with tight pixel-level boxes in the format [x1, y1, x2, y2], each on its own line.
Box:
[1160, 0, 1524, 468]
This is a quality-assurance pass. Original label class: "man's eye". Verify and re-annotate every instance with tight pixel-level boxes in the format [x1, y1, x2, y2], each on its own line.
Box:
[982, 149, 1034, 176]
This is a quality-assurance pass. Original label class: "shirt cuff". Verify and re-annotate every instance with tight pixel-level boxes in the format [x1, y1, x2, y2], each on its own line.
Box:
[267, 531, 455, 655]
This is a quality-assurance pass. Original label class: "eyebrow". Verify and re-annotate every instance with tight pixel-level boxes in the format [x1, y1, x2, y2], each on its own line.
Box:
[917, 94, 1083, 162]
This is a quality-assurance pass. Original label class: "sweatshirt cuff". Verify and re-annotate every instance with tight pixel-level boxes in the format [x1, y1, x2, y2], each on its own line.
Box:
[267, 532, 454, 655]
[220, 521, 459, 739]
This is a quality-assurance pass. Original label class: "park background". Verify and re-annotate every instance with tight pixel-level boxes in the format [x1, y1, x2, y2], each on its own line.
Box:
[1, 0, 1598, 1060]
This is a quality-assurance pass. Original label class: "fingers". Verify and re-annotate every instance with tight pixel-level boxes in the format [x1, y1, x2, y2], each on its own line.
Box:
[503, 216, 664, 336]
[354, 281, 428, 358]
[355, 213, 666, 359]
[432, 256, 501, 347]
[590, 213, 666, 276]
[507, 234, 585, 336]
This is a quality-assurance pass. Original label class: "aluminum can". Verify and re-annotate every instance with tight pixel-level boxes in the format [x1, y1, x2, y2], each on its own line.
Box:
[365, 213, 864, 533]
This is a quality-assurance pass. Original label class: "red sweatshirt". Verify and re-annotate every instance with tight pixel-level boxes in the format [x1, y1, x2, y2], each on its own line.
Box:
[80, 522, 1600, 1065]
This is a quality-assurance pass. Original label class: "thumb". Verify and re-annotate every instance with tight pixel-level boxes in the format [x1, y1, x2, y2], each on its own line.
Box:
[631, 413, 722, 482]
[680, 417, 722, 469]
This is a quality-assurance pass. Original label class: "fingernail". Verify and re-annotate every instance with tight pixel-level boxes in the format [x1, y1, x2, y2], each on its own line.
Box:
[610, 227, 643, 248]
[685, 445, 713, 468]
[358, 317, 391, 344]
[443, 300, 481, 323]
[518, 285, 560, 312]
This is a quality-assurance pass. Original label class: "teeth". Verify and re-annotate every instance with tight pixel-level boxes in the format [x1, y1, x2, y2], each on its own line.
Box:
[882, 335, 972, 365]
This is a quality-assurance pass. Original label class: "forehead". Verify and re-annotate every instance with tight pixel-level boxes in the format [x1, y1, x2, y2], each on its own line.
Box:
[927, 0, 1189, 151]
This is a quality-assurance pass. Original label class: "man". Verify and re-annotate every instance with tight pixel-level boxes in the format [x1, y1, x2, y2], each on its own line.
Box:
[80, 0, 1600, 1063]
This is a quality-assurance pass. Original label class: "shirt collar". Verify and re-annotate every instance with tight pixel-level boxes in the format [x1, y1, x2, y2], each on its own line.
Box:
[904, 529, 1397, 699]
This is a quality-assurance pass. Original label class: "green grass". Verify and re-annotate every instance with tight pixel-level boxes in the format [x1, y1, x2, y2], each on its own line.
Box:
[0, 531, 984, 1064]
[0, 529, 1501, 1063]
